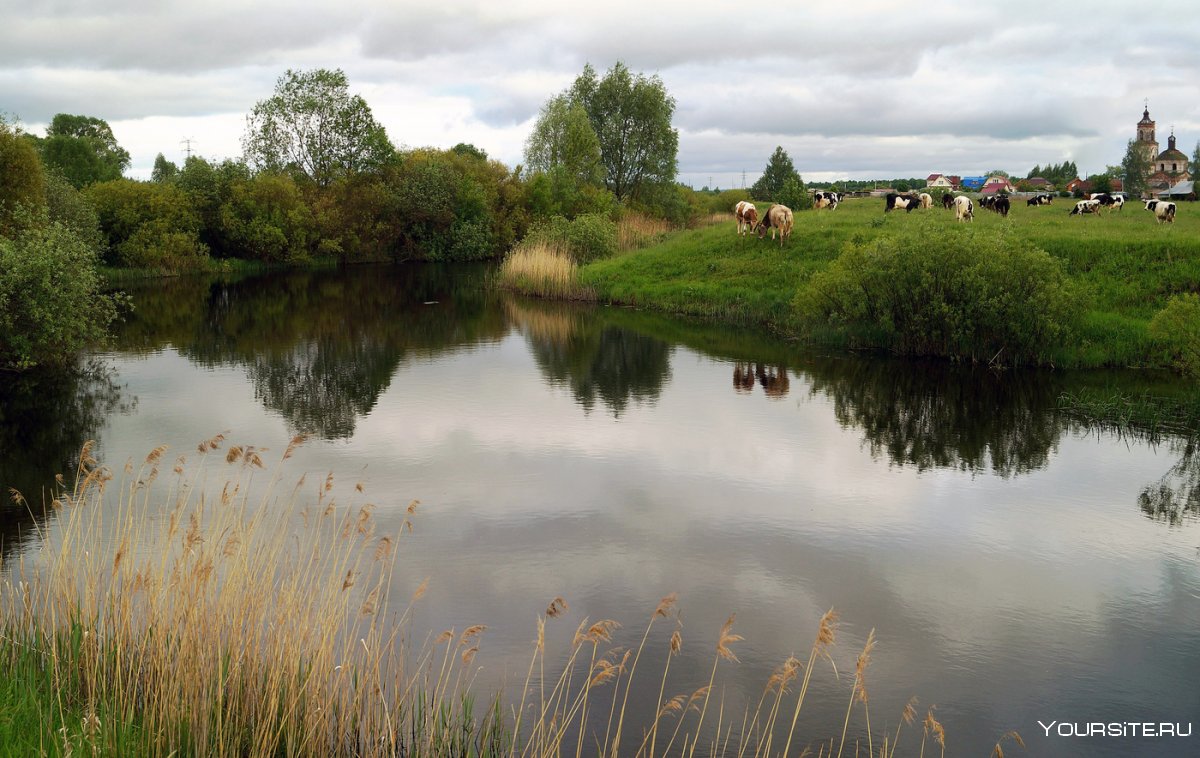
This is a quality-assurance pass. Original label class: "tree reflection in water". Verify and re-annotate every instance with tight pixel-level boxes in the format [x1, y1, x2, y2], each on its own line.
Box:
[117, 265, 505, 439]
[0, 359, 131, 561]
[112, 268, 1200, 526]
[805, 358, 1062, 477]
[507, 298, 672, 417]
[1138, 437, 1200, 526]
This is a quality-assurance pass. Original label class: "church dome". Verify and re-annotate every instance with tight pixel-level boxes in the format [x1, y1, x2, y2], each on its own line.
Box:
[1157, 133, 1188, 162]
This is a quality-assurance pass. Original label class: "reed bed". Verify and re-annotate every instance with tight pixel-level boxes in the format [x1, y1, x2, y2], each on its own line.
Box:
[1, 440, 1005, 756]
[618, 213, 672, 252]
[498, 241, 596, 301]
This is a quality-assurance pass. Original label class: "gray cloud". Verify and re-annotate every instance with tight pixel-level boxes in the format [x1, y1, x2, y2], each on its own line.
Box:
[2, 1, 1198, 179]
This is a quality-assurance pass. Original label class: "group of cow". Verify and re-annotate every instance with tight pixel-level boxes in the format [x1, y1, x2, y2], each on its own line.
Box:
[734, 200, 797, 246]
[1067, 193, 1177, 222]
[735, 188, 1179, 243]
[887, 191, 977, 221]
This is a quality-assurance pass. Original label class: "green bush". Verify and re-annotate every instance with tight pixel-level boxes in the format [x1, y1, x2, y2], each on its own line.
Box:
[86, 179, 208, 270]
[527, 213, 617, 264]
[218, 173, 316, 263]
[0, 208, 124, 370]
[1148, 293, 1200, 375]
[712, 188, 752, 214]
[44, 171, 105, 256]
[793, 218, 1080, 365]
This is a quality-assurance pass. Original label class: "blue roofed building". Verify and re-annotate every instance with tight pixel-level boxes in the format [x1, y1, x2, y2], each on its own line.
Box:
[960, 176, 986, 190]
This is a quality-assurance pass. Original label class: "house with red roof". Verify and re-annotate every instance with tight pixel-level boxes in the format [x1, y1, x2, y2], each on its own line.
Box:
[926, 173, 954, 188]
[980, 179, 1015, 195]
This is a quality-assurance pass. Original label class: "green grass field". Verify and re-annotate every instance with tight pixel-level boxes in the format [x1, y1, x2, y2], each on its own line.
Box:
[580, 196, 1200, 368]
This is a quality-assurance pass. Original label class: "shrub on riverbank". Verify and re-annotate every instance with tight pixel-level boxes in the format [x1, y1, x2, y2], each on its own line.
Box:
[87, 179, 208, 271]
[0, 208, 124, 370]
[794, 218, 1080, 365]
[1148, 293, 1200, 376]
[525, 212, 618, 264]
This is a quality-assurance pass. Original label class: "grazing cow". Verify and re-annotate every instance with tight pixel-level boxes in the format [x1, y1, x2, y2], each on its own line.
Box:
[942, 193, 955, 210]
[755, 204, 794, 246]
[1069, 199, 1101, 216]
[734, 200, 759, 237]
[918, 192, 933, 209]
[1144, 199, 1176, 223]
[1027, 193, 1053, 206]
[884, 192, 920, 212]
[988, 195, 1011, 217]
[1091, 193, 1124, 212]
[953, 195, 973, 222]
[813, 190, 839, 209]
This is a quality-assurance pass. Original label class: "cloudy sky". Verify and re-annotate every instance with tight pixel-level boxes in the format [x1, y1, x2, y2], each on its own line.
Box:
[3, 1, 1198, 186]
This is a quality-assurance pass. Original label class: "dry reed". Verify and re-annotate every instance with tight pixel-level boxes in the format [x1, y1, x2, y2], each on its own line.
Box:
[498, 241, 596, 301]
[618, 213, 671, 252]
[0, 442, 1002, 757]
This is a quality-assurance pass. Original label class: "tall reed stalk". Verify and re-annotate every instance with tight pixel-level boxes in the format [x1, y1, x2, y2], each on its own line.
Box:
[0, 440, 1009, 756]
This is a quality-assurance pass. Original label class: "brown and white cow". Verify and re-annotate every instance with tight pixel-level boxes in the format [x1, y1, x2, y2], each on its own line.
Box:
[734, 200, 759, 237]
[755, 204, 794, 246]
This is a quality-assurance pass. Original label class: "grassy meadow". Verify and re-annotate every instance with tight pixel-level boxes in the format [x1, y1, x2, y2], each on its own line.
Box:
[571, 196, 1200, 370]
[0, 439, 994, 757]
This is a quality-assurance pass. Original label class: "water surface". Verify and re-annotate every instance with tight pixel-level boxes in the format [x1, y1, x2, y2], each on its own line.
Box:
[2, 264, 1197, 756]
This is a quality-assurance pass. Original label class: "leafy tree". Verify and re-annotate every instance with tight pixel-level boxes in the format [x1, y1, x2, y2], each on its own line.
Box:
[151, 153, 179, 183]
[752, 146, 803, 201]
[243, 69, 395, 186]
[39, 114, 130, 188]
[985, 169, 1010, 179]
[1119, 139, 1150, 198]
[525, 95, 604, 186]
[0, 120, 46, 234]
[451, 143, 488, 160]
[175, 156, 252, 255]
[777, 175, 812, 211]
[1089, 173, 1114, 195]
[218, 173, 317, 263]
[44, 171, 104, 256]
[565, 63, 678, 201]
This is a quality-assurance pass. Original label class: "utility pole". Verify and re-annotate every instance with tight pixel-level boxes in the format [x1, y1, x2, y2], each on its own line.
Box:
[741, 170, 746, 189]
[180, 137, 196, 159]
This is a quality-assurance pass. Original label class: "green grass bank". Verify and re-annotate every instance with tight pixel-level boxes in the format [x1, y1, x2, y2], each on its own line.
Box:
[575, 197, 1200, 370]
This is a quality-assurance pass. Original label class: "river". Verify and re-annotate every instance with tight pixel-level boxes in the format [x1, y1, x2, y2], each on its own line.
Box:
[1, 263, 1197, 756]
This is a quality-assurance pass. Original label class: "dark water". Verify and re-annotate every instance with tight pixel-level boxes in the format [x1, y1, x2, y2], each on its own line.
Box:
[2, 264, 1198, 756]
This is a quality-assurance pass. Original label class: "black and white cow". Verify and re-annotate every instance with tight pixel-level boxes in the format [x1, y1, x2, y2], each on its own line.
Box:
[1069, 199, 1102, 216]
[813, 190, 839, 210]
[884, 192, 920, 212]
[1144, 199, 1176, 223]
[982, 195, 1010, 216]
[942, 193, 955, 210]
[954, 195, 973, 222]
[1026, 193, 1053, 206]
